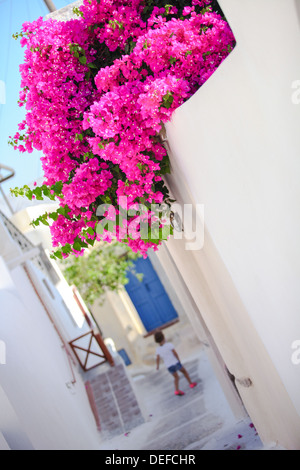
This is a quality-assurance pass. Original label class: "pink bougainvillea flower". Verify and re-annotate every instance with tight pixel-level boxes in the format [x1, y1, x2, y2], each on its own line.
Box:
[10, 0, 235, 259]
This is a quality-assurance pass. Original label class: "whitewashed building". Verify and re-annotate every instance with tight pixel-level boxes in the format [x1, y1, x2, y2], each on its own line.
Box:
[0, 210, 102, 449]
[0, 207, 146, 449]
[4, 0, 300, 451]
[159, 0, 300, 450]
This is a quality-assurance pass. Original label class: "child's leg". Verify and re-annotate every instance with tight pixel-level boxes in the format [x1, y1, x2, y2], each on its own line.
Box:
[172, 371, 180, 391]
[179, 366, 192, 383]
[172, 372, 185, 396]
[179, 366, 197, 387]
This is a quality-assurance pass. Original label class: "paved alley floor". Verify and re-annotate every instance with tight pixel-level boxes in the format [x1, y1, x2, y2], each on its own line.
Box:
[98, 349, 269, 451]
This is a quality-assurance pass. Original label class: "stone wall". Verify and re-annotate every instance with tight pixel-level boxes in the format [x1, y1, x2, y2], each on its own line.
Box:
[45, 1, 83, 21]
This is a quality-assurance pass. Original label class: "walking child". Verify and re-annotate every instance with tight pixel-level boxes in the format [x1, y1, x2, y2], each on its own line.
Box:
[155, 331, 197, 396]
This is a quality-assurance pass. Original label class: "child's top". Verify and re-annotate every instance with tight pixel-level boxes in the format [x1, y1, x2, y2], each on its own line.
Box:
[156, 342, 177, 368]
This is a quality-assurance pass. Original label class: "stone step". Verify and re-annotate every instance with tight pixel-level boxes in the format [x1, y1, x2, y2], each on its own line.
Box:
[85, 359, 145, 439]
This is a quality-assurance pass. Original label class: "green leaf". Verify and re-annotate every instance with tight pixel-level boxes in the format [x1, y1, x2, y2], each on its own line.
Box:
[73, 6, 84, 17]
[39, 217, 49, 227]
[49, 212, 59, 222]
[75, 133, 83, 142]
[86, 227, 95, 237]
[79, 56, 87, 65]
[52, 181, 63, 195]
[25, 189, 33, 200]
[42, 187, 51, 199]
[61, 244, 72, 254]
[73, 241, 82, 252]
[33, 187, 44, 200]
[164, 4, 173, 15]
[161, 91, 174, 109]
[53, 250, 63, 260]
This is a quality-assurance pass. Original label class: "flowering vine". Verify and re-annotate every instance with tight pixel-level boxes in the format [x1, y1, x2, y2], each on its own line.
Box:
[10, 0, 235, 260]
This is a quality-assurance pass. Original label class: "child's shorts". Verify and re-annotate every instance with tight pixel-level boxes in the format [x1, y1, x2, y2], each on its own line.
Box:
[168, 362, 183, 374]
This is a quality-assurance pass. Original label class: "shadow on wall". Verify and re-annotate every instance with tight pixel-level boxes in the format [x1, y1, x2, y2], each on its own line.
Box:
[295, 0, 300, 26]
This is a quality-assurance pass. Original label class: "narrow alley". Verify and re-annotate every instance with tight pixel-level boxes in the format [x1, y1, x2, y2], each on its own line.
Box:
[98, 349, 267, 451]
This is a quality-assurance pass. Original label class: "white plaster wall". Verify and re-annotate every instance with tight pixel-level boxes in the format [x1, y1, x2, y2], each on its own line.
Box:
[0, 223, 20, 265]
[0, 433, 10, 451]
[0, 385, 34, 450]
[10, 206, 95, 332]
[0, 211, 91, 336]
[18, 261, 90, 338]
[0, 257, 100, 450]
[91, 293, 139, 363]
[164, 0, 300, 448]
[153, 241, 248, 419]
[11, 204, 57, 251]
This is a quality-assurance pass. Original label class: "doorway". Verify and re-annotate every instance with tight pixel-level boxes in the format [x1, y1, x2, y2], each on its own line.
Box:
[125, 257, 179, 333]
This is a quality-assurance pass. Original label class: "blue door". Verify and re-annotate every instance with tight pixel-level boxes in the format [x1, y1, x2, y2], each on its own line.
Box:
[125, 257, 178, 333]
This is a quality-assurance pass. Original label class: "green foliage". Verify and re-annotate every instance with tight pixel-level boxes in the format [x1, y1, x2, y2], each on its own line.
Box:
[62, 241, 143, 305]
[73, 6, 84, 17]
[161, 91, 174, 109]
[12, 31, 27, 40]
[10, 181, 63, 202]
[141, 0, 227, 23]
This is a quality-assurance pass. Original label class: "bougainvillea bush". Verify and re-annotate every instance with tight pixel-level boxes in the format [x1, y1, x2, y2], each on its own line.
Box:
[10, 0, 235, 260]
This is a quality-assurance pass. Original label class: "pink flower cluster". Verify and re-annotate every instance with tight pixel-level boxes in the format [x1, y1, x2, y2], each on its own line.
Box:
[17, 16, 96, 184]
[79, 0, 146, 52]
[62, 159, 113, 211]
[12, 0, 235, 258]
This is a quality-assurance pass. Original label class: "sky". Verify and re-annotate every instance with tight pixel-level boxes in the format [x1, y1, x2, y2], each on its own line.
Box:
[0, 0, 75, 199]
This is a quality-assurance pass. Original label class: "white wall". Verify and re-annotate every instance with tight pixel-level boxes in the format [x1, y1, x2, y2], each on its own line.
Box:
[0, 432, 11, 451]
[164, 0, 300, 449]
[10, 205, 95, 332]
[0, 433, 11, 451]
[11, 204, 56, 251]
[0, 257, 100, 450]
[0, 385, 34, 450]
